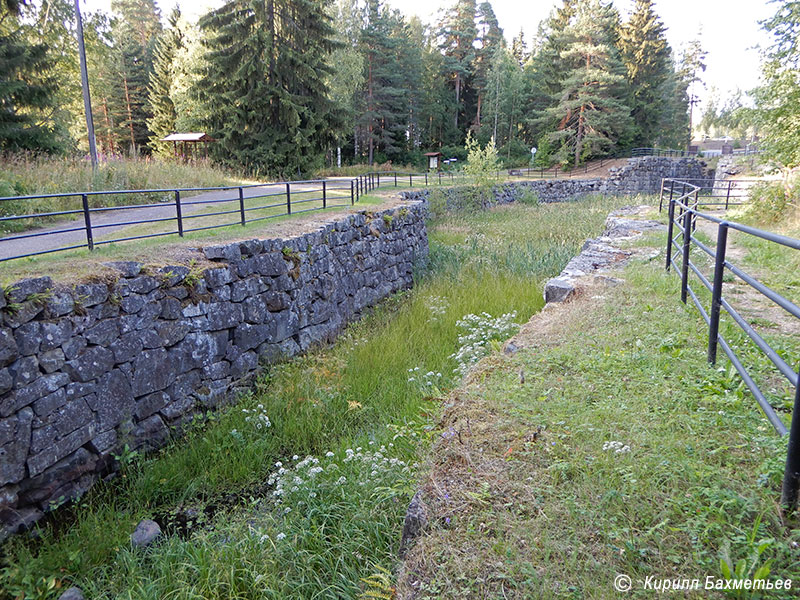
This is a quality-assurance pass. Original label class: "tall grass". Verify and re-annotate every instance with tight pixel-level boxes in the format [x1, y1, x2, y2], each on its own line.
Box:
[0, 154, 254, 232]
[0, 196, 625, 599]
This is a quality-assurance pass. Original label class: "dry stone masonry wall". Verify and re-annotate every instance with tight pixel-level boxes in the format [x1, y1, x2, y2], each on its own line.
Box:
[493, 156, 710, 203]
[0, 201, 428, 538]
[400, 156, 710, 207]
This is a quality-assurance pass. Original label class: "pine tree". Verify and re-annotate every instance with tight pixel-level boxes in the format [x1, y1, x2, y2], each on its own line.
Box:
[110, 0, 162, 155]
[437, 0, 477, 135]
[0, 8, 60, 151]
[147, 7, 184, 156]
[471, 2, 503, 130]
[359, 0, 411, 164]
[511, 29, 527, 65]
[327, 0, 365, 165]
[679, 37, 707, 146]
[545, 0, 632, 166]
[197, 0, 339, 176]
[618, 0, 672, 147]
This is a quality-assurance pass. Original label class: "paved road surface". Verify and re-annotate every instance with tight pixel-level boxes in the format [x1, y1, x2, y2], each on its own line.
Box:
[0, 179, 354, 262]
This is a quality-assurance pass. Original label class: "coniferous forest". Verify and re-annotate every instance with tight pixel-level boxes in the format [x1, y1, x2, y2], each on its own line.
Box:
[1, 0, 788, 177]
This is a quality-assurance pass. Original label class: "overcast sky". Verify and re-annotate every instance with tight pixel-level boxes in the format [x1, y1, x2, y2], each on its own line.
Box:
[81, 0, 776, 111]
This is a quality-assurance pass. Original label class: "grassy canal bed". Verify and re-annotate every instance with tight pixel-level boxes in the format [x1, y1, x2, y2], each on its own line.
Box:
[0, 194, 629, 599]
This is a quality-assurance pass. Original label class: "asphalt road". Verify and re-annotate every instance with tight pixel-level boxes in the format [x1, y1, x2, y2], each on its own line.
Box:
[0, 179, 354, 262]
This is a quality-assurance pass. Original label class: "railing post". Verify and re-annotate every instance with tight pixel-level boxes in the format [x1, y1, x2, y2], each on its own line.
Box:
[658, 179, 665, 212]
[707, 222, 729, 364]
[680, 207, 692, 303]
[351, 180, 355, 205]
[693, 189, 700, 232]
[425, 172, 428, 186]
[81, 193, 94, 251]
[781, 370, 800, 512]
[238, 187, 246, 226]
[175, 190, 184, 236]
[377, 173, 380, 188]
[665, 198, 675, 271]
[409, 174, 412, 187]
[286, 183, 291, 215]
[726, 180, 732, 210]
[394, 172, 397, 187]
[322, 180, 327, 209]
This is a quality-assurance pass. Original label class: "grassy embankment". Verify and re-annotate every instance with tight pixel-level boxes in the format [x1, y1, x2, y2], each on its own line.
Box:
[0, 192, 628, 599]
[399, 206, 800, 598]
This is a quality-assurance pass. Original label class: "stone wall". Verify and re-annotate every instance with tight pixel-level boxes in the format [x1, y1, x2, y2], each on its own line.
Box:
[494, 156, 710, 203]
[0, 201, 428, 538]
[401, 156, 710, 207]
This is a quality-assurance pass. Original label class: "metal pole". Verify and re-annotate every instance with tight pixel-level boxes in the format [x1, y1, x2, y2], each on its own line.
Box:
[726, 180, 732, 210]
[425, 173, 428, 186]
[394, 173, 397, 187]
[81, 194, 94, 250]
[781, 371, 800, 512]
[286, 183, 291, 215]
[707, 223, 728, 364]
[175, 190, 184, 236]
[238, 187, 246, 225]
[351, 180, 354, 205]
[409, 174, 412, 187]
[377, 173, 380, 188]
[74, 0, 98, 169]
[658, 179, 665, 212]
[665, 198, 675, 271]
[322, 180, 327, 209]
[680, 208, 692, 303]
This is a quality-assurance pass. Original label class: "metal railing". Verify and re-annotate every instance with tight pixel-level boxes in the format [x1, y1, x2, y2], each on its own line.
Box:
[658, 178, 760, 212]
[0, 170, 465, 263]
[632, 147, 694, 158]
[661, 180, 800, 510]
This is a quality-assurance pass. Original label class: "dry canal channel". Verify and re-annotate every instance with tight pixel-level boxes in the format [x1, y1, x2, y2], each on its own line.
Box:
[0, 193, 628, 598]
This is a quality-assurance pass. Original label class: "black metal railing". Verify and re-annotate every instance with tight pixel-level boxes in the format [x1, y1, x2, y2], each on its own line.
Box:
[0, 170, 467, 263]
[632, 147, 694, 158]
[658, 177, 760, 212]
[662, 180, 800, 510]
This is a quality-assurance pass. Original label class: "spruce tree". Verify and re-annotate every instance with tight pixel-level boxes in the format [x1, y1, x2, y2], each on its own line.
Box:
[0, 8, 60, 151]
[147, 7, 184, 156]
[197, 0, 339, 176]
[618, 0, 671, 147]
[545, 0, 632, 166]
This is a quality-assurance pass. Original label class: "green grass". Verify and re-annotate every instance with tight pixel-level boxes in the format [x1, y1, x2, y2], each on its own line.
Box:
[0, 196, 622, 599]
[0, 155, 259, 232]
[0, 195, 387, 284]
[399, 239, 800, 599]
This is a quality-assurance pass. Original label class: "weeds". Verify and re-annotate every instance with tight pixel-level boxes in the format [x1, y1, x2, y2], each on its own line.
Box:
[0, 197, 620, 599]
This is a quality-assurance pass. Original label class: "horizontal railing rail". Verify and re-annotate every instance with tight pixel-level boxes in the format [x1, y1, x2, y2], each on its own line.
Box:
[0, 170, 465, 263]
[661, 179, 800, 511]
[658, 177, 760, 212]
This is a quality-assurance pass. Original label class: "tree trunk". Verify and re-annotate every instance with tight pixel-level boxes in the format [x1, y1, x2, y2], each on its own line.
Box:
[368, 54, 374, 165]
[122, 74, 136, 156]
[575, 104, 584, 168]
[454, 73, 460, 130]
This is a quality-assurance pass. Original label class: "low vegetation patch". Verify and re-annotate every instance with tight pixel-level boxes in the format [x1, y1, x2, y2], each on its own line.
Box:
[0, 196, 628, 598]
[399, 236, 800, 598]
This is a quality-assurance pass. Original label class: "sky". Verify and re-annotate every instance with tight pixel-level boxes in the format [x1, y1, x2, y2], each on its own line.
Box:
[81, 0, 776, 112]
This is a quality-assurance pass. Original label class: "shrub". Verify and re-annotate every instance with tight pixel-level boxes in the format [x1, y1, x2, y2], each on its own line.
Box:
[463, 133, 500, 189]
[744, 173, 799, 222]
